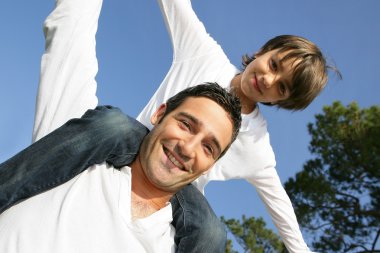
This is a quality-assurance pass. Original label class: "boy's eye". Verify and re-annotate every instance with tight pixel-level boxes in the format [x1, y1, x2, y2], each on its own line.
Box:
[270, 59, 278, 71]
[279, 83, 286, 95]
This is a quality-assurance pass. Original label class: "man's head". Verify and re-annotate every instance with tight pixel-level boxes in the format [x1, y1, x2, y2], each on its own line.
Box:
[137, 83, 241, 193]
[241, 35, 340, 111]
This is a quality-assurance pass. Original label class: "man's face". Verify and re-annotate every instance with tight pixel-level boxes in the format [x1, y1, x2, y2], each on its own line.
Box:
[139, 97, 233, 193]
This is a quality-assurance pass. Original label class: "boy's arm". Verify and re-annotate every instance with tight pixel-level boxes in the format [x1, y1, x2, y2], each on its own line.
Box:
[157, 0, 218, 62]
[33, 0, 102, 142]
[0, 0, 151, 214]
[247, 170, 312, 252]
[241, 135, 312, 252]
[211, 125, 312, 252]
[0, 0, 103, 214]
[137, 0, 230, 127]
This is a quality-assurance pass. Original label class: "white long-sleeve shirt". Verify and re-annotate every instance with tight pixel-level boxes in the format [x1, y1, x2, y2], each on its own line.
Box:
[137, 0, 311, 252]
[3, 0, 310, 252]
[0, 0, 175, 252]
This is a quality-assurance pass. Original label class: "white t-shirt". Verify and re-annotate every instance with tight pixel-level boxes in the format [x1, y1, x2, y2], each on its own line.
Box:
[137, 0, 311, 252]
[1, 0, 175, 252]
[0, 165, 175, 253]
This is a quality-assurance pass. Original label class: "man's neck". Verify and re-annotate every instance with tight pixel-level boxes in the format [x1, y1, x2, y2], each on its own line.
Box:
[129, 158, 173, 220]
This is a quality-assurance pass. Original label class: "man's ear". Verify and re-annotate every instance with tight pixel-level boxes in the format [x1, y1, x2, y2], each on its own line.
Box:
[151, 103, 167, 126]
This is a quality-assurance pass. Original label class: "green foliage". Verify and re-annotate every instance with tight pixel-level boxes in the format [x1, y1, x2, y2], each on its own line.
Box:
[222, 215, 286, 253]
[285, 101, 380, 252]
[225, 239, 239, 253]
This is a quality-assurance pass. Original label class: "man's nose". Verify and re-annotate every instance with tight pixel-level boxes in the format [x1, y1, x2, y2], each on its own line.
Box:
[177, 138, 197, 159]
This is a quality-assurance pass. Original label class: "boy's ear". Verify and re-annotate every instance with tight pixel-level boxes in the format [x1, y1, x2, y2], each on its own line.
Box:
[150, 103, 167, 125]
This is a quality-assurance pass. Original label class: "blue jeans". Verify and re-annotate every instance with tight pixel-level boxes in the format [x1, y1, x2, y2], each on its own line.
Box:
[0, 105, 226, 252]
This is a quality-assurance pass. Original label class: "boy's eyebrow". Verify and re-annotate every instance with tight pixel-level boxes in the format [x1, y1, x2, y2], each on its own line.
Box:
[177, 112, 222, 157]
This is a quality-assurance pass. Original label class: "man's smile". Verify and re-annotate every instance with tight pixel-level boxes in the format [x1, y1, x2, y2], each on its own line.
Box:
[163, 147, 189, 172]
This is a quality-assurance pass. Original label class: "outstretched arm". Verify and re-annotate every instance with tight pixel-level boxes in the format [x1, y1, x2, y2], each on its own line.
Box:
[1, 0, 102, 213]
[217, 126, 312, 252]
[33, 0, 102, 142]
[137, 0, 233, 128]
[0, 0, 152, 214]
[247, 169, 312, 252]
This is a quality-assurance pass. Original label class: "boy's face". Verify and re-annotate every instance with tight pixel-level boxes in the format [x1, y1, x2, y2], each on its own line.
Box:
[240, 49, 299, 104]
[138, 97, 233, 193]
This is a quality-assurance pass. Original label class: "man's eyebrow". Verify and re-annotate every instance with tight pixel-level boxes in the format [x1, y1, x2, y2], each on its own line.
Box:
[177, 112, 222, 157]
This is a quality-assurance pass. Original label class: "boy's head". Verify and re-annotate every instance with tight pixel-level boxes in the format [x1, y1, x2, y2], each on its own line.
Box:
[242, 35, 340, 111]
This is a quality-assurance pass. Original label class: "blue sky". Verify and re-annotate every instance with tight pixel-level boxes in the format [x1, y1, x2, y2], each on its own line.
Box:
[1, 0, 379, 250]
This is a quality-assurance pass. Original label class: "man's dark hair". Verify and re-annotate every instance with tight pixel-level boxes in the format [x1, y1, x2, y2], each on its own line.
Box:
[164, 82, 241, 158]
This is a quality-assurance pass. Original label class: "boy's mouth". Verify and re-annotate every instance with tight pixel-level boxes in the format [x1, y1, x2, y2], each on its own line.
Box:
[253, 75, 262, 94]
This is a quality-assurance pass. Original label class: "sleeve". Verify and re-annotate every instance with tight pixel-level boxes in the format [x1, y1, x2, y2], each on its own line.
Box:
[137, 0, 230, 127]
[201, 116, 312, 252]
[246, 168, 312, 253]
[157, 0, 218, 62]
[239, 133, 312, 252]
[32, 0, 102, 142]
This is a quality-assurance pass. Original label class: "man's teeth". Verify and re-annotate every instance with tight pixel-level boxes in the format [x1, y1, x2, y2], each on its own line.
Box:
[167, 152, 184, 170]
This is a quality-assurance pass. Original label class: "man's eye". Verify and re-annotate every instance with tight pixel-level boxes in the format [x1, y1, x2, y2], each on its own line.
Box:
[179, 120, 191, 130]
[203, 144, 214, 157]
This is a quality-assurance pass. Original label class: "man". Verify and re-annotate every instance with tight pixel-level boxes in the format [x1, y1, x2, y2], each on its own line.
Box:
[0, 85, 241, 253]
[0, 0, 241, 251]
[1, 0, 333, 251]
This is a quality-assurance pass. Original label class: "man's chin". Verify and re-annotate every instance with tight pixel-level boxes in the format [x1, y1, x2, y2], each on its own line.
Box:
[153, 179, 187, 194]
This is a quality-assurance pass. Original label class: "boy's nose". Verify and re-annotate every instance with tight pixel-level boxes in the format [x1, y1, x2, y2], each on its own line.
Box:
[263, 74, 276, 89]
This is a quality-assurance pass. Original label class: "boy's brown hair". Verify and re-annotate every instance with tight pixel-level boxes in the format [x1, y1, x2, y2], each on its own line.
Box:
[242, 35, 341, 111]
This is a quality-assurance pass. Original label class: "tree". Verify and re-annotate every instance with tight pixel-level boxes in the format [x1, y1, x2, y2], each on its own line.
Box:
[225, 239, 239, 253]
[285, 101, 380, 252]
[222, 215, 286, 253]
